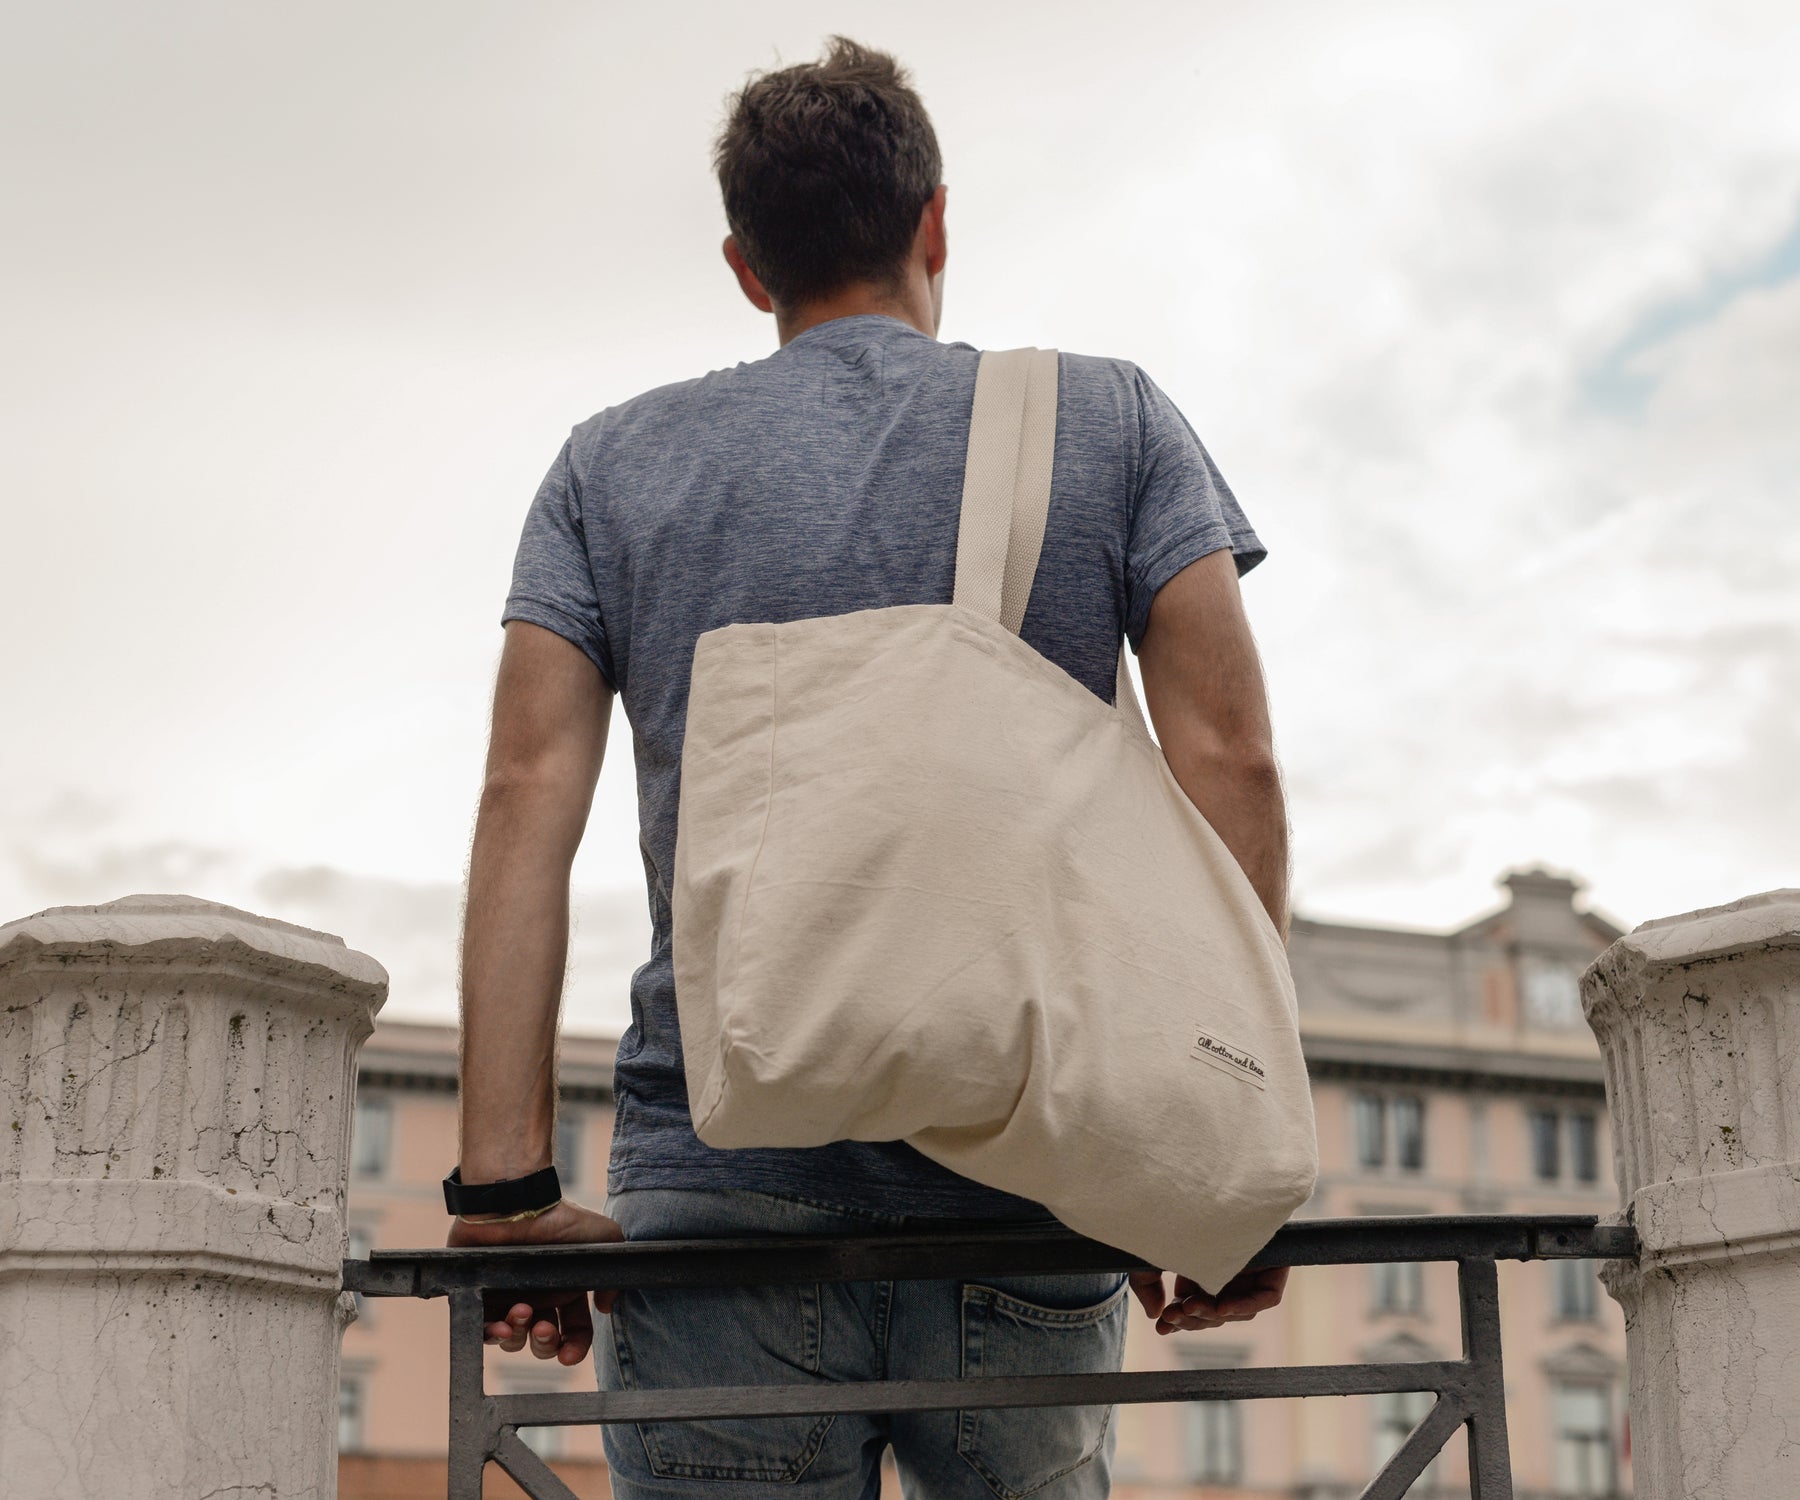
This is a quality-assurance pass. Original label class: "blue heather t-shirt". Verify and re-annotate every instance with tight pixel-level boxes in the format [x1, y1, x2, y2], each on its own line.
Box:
[504, 312, 1265, 1220]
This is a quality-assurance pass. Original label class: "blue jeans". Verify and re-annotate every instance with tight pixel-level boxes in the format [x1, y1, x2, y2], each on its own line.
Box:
[598, 1188, 1130, 1500]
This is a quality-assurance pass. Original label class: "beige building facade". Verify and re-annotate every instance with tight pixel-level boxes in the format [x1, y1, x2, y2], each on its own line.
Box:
[339, 868, 1630, 1499]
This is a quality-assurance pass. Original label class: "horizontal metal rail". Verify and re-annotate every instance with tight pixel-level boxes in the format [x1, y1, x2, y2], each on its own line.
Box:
[344, 1212, 1633, 1298]
[342, 1213, 1637, 1500]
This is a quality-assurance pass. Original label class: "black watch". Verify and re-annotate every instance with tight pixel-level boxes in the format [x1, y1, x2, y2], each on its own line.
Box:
[442, 1163, 562, 1218]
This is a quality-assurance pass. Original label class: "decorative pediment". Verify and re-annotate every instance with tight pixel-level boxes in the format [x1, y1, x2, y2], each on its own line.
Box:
[1314, 971, 1446, 1012]
[1359, 1330, 1443, 1365]
[1176, 1341, 1252, 1371]
[1541, 1340, 1620, 1382]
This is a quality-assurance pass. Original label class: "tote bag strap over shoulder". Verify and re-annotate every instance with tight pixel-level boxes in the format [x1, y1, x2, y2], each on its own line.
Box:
[952, 346, 1149, 734]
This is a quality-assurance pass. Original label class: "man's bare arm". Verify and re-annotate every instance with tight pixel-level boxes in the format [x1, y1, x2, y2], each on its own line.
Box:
[1129, 545, 1292, 1334]
[453, 620, 621, 1364]
[1137, 547, 1290, 942]
[459, 620, 611, 1183]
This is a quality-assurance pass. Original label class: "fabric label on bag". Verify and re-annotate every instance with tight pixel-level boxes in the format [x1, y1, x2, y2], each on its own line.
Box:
[1190, 1028, 1267, 1090]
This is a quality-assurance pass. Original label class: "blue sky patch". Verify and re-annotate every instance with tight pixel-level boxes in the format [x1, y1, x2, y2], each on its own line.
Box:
[1581, 205, 1800, 418]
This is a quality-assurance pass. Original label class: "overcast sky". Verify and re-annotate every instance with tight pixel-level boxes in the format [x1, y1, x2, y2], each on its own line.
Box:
[3, 1, 1795, 1034]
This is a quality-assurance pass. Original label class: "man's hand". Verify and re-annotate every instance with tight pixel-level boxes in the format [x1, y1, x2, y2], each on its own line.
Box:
[447, 1198, 625, 1365]
[1128, 1265, 1289, 1335]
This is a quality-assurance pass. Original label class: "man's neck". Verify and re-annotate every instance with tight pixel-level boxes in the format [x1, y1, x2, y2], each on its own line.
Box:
[775, 283, 936, 347]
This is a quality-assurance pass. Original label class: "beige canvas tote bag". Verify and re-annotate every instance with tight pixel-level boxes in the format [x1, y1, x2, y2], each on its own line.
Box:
[673, 346, 1317, 1292]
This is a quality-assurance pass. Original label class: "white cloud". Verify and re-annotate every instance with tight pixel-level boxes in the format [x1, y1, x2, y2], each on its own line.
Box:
[2, 0, 1797, 965]
[0, 803, 645, 1035]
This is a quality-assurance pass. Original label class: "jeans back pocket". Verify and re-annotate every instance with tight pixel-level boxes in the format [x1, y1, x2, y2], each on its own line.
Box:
[956, 1275, 1129, 1500]
[609, 1281, 832, 1483]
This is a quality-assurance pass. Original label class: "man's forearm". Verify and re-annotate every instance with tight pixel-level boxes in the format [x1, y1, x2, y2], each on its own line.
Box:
[1163, 751, 1291, 943]
[458, 779, 581, 1182]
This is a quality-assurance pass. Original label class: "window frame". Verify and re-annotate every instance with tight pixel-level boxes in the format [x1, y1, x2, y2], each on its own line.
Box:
[1372, 1259, 1425, 1316]
[1182, 1397, 1243, 1485]
[1372, 1388, 1441, 1486]
[337, 1372, 367, 1453]
[1550, 1380, 1617, 1497]
[1391, 1094, 1426, 1173]
[350, 1094, 393, 1180]
[1528, 1106, 1563, 1183]
[1352, 1091, 1387, 1170]
[1552, 1258, 1601, 1323]
[518, 1423, 565, 1461]
[1569, 1111, 1600, 1184]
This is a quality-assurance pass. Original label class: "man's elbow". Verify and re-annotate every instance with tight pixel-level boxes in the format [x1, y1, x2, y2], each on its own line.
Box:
[475, 760, 593, 851]
[1206, 749, 1284, 802]
[1164, 727, 1282, 790]
[481, 761, 551, 799]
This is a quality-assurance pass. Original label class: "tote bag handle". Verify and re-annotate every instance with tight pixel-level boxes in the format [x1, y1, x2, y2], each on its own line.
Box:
[951, 347, 1150, 736]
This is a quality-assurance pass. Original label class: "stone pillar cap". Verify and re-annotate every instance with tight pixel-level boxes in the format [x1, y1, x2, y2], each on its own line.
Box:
[1594, 889, 1800, 977]
[0, 893, 388, 996]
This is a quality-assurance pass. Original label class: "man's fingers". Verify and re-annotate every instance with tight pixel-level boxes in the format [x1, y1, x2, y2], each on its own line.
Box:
[451, 1200, 624, 1360]
[1153, 1266, 1292, 1333]
[1127, 1271, 1167, 1321]
[495, 1303, 532, 1352]
[558, 1293, 595, 1367]
[1213, 1267, 1290, 1321]
[1157, 1305, 1221, 1333]
[1156, 1311, 1225, 1335]
[1217, 1288, 1282, 1320]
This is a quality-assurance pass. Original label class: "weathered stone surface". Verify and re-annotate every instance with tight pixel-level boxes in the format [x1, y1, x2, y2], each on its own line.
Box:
[0, 894, 387, 1498]
[1584, 889, 1800, 1498]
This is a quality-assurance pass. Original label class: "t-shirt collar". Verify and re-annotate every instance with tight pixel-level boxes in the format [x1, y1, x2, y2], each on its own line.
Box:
[779, 313, 938, 354]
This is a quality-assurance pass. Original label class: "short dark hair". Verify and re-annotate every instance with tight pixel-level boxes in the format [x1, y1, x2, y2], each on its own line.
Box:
[713, 36, 942, 309]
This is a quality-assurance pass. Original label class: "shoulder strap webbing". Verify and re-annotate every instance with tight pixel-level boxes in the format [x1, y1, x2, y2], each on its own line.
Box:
[952, 347, 1058, 632]
[953, 347, 1150, 734]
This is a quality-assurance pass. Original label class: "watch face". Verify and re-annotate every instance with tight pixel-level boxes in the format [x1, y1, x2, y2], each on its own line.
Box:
[1523, 960, 1584, 1029]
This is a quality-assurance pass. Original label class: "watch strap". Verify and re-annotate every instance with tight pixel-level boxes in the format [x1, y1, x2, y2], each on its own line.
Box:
[442, 1163, 562, 1218]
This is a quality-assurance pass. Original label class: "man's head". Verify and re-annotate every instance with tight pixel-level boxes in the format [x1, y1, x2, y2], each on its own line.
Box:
[714, 37, 947, 340]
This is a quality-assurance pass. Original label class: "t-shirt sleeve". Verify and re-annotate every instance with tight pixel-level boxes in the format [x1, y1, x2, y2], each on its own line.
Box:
[501, 436, 617, 688]
[1122, 363, 1267, 651]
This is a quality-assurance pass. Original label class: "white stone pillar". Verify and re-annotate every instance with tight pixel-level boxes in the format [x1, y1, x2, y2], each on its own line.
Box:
[0, 895, 387, 1499]
[1583, 890, 1800, 1499]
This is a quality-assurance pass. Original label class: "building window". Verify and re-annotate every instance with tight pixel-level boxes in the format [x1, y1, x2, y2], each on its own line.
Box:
[1529, 1108, 1562, 1182]
[1570, 1112, 1600, 1184]
[1182, 1400, 1242, 1484]
[554, 1109, 584, 1191]
[519, 1424, 564, 1461]
[1353, 1093, 1386, 1169]
[351, 1095, 392, 1179]
[1530, 1108, 1603, 1186]
[1392, 1096, 1424, 1171]
[1373, 1260, 1424, 1316]
[1523, 959, 1585, 1029]
[1551, 1383, 1616, 1496]
[338, 1374, 366, 1452]
[1372, 1390, 1440, 1486]
[1353, 1093, 1425, 1172]
[1553, 1259, 1600, 1322]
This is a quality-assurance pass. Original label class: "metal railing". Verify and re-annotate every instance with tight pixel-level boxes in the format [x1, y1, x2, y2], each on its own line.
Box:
[343, 1213, 1637, 1500]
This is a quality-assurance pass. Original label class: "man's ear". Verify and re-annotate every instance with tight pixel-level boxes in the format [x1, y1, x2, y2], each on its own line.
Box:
[723, 236, 774, 314]
[921, 184, 948, 278]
